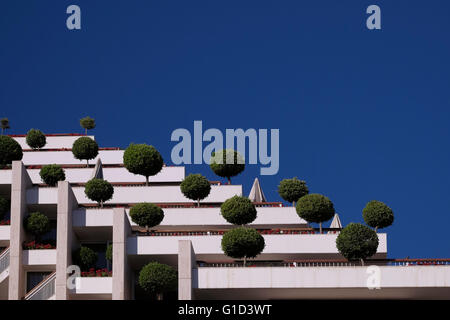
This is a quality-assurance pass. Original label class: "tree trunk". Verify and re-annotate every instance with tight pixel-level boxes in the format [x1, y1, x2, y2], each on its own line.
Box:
[145, 176, 149, 186]
[360, 258, 365, 266]
[375, 226, 378, 232]
[156, 293, 163, 300]
[197, 199, 200, 207]
[85, 128, 87, 136]
[243, 256, 247, 267]
[86, 159, 89, 168]
[292, 201, 295, 207]
[319, 222, 322, 234]
[100, 200, 103, 208]
[227, 177, 231, 185]
[145, 225, 149, 236]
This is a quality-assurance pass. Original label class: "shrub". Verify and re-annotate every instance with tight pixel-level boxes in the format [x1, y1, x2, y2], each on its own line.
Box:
[0, 135, 23, 167]
[362, 200, 394, 231]
[129, 203, 164, 230]
[221, 196, 257, 225]
[106, 244, 113, 262]
[123, 144, 163, 186]
[209, 149, 245, 184]
[138, 262, 177, 299]
[336, 223, 379, 265]
[39, 164, 65, 186]
[26, 129, 46, 149]
[24, 212, 51, 242]
[0, 197, 9, 220]
[277, 177, 309, 206]
[221, 227, 265, 265]
[84, 178, 114, 207]
[73, 246, 98, 270]
[296, 193, 335, 233]
[80, 116, 96, 135]
[72, 137, 99, 167]
[180, 174, 211, 206]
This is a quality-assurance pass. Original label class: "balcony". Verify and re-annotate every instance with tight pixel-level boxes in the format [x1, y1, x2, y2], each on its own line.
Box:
[0, 226, 10, 246]
[71, 277, 112, 299]
[23, 249, 57, 266]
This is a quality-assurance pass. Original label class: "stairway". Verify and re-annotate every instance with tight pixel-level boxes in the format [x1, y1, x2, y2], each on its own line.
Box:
[24, 271, 56, 300]
[0, 247, 9, 283]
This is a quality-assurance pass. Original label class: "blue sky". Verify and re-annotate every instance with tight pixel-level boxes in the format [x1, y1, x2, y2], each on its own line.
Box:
[1, 1, 449, 258]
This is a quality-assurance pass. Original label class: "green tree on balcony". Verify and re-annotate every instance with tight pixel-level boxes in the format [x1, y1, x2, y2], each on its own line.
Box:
[26, 129, 46, 150]
[209, 149, 245, 184]
[296, 193, 335, 234]
[277, 177, 309, 206]
[24, 212, 51, 243]
[129, 202, 164, 234]
[336, 223, 379, 266]
[180, 173, 211, 207]
[39, 164, 66, 186]
[72, 137, 99, 167]
[1, 118, 10, 135]
[363, 200, 394, 232]
[84, 178, 114, 208]
[0, 135, 23, 167]
[221, 227, 265, 267]
[139, 262, 177, 300]
[73, 246, 98, 271]
[80, 116, 96, 135]
[221, 196, 257, 225]
[123, 143, 164, 186]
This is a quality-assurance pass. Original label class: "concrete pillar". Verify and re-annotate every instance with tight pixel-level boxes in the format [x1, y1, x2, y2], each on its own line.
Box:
[55, 181, 78, 300]
[8, 161, 32, 300]
[112, 207, 131, 300]
[178, 240, 196, 300]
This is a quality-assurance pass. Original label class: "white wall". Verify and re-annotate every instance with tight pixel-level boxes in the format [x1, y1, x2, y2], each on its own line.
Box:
[13, 135, 94, 150]
[23, 249, 57, 266]
[0, 170, 12, 185]
[74, 277, 112, 294]
[0, 226, 10, 242]
[21, 150, 124, 166]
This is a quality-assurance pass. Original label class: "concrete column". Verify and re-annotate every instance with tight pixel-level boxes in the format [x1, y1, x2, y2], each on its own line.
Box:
[8, 161, 32, 300]
[178, 240, 196, 300]
[112, 207, 131, 300]
[55, 181, 78, 300]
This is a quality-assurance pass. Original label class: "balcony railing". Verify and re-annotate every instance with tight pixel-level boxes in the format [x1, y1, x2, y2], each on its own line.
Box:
[25, 272, 56, 300]
[0, 247, 10, 274]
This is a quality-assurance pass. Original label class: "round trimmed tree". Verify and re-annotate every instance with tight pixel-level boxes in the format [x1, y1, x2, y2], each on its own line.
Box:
[26, 129, 46, 149]
[0, 135, 23, 167]
[129, 202, 164, 233]
[221, 227, 265, 266]
[0, 197, 9, 220]
[1, 118, 10, 135]
[39, 164, 65, 186]
[363, 200, 394, 231]
[84, 178, 114, 207]
[278, 177, 309, 206]
[296, 193, 335, 233]
[139, 262, 177, 300]
[72, 137, 99, 167]
[123, 144, 164, 186]
[74, 246, 98, 270]
[209, 149, 245, 184]
[336, 223, 379, 265]
[80, 116, 96, 135]
[221, 196, 257, 225]
[24, 212, 51, 242]
[180, 174, 211, 207]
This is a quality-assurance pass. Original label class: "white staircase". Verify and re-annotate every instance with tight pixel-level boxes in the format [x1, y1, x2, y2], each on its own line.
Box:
[0, 247, 9, 283]
[24, 272, 56, 300]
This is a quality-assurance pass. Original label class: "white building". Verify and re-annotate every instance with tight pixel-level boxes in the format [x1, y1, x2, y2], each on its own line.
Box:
[0, 134, 449, 300]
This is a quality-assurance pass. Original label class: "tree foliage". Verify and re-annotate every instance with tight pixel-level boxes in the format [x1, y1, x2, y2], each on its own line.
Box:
[277, 177, 309, 205]
[362, 200, 394, 230]
[1, 118, 10, 134]
[24, 212, 51, 240]
[129, 203, 164, 229]
[106, 244, 113, 262]
[336, 223, 379, 264]
[26, 129, 46, 149]
[221, 227, 265, 263]
[180, 174, 211, 205]
[209, 149, 245, 183]
[0, 135, 23, 167]
[221, 196, 257, 225]
[73, 246, 98, 270]
[84, 178, 114, 207]
[80, 116, 96, 135]
[296, 193, 335, 232]
[39, 164, 65, 186]
[72, 137, 99, 166]
[138, 262, 178, 297]
[123, 144, 164, 186]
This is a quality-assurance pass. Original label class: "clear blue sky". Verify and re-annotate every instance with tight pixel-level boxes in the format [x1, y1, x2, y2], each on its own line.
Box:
[1, 1, 449, 258]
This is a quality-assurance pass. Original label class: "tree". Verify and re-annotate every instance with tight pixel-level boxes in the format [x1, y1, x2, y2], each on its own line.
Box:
[221, 196, 257, 225]
[209, 149, 245, 184]
[0, 135, 23, 167]
[26, 129, 46, 149]
[0, 197, 9, 220]
[362, 200, 394, 232]
[221, 227, 265, 266]
[72, 137, 99, 167]
[336, 223, 379, 266]
[80, 116, 96, 135]
[106, 244, 113, 263]
[73, 246, 98, 270]
[39, 164, 65, 186]
[277, 177, 309, 206]
[24, 212, 51, 242]
[84, 178, 114, 207]
[129, 202, 164, 233]
[180, 174, 211, 207]
[296, 193, 335, 233]
[123, 144, 164, 186]
[139, 262, 177, 300]
[1, 118, 10, 135]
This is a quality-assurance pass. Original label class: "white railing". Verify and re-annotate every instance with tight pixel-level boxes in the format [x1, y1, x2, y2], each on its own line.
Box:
[25, 272, 56, 300]
[0, 247, 9, 274]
